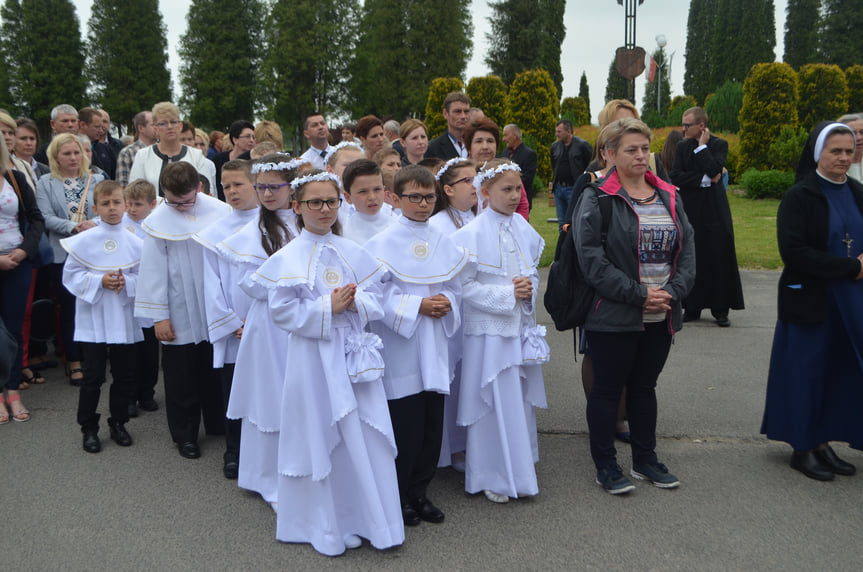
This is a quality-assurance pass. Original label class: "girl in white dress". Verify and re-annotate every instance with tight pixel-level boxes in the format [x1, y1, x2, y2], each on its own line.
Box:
[429, 158, 478, 470]
[251, 170, 403, 556]
[452, 159, 549, 503]
[222, 155, 302, 508]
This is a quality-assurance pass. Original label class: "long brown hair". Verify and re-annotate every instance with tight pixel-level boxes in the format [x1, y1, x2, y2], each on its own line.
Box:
[254, 154, 298, 256]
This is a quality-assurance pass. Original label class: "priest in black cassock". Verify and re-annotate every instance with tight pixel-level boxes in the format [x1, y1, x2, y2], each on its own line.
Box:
[671, 106, 744, 327]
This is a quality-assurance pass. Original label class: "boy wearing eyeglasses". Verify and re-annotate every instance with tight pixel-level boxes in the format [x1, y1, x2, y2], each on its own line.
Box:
[192, 159, 259, 478]
[365, 165, 469, 527]
[134, 162, 231, 462]
[340, 159, 393, 245]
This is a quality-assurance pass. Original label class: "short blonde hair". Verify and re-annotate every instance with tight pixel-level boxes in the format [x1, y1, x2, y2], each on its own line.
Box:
[0, 111, 16, 133]
[93, 180, 123, 203]
[124, 178, 156, 202]
[195, 128, 209, 147]
[48, 133, 90, 179]
[151, 101, 180, 123]
[598, 99, 640, 128]
[254, 120, 283, 150]
[0, 133, 9, 176]
[603, 118, 652, 153]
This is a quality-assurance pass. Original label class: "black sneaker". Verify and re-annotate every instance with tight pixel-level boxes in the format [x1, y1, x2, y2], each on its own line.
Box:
[631, 461, 680, 488]
[595, 464, 635, 495]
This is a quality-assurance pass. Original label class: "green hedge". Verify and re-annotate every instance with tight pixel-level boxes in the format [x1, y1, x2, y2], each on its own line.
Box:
[740, 168, 795, 199]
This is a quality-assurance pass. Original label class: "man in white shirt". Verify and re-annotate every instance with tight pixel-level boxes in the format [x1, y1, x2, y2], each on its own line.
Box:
[299, 112, 334, 170]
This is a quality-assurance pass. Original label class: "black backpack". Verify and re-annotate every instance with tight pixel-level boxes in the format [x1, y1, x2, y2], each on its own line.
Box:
[544, 189, 611, 331]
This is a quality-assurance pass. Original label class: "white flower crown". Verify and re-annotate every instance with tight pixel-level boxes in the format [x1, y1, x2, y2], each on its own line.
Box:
[435, 157, 466, 181]
[290, 171, 342, 190]
[330, 141, 364, 153]
[474, 161, 521, 188]
[251, 158, 305, 174]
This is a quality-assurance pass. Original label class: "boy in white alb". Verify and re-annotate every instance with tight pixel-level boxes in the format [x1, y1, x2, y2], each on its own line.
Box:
[134, 162, 231, 460]
[341, 159, 393, 245]
[192, 159, 259, 479]
[62, 181, 144, 453]
[366, 165, 468, 526]
[122, 179, 159, 417]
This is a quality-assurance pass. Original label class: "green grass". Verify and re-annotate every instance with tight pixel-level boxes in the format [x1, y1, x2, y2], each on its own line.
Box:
[528, 188, 783, 270]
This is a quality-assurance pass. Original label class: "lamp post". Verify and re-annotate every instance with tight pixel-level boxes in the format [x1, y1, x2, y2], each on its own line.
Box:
[656, 34, 667, 115]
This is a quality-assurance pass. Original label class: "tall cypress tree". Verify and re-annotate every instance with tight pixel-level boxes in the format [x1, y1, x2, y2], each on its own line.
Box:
[350, 0, 471, 119]
[87, 0, 171, 132]
[604, 58, 628, 104]
[1, 0, 86, 134]
[683, 0, 717, 105]
[784, 0, 821, 68]
[578, 71, 590, 118]
[820, 0, 863, 70]
[485, 0, 566, 95]
[261, 0, 359, 150]
[179, 0, 264, 130]
[711, 0, 775, 92]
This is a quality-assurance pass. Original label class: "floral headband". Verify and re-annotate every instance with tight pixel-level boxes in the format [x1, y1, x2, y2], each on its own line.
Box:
[251, 158, 305, 174]
[290, 171, 342, 190]
[330, 141, 363, 153]
[474, 162, 521, 188]
[435, 157, 465, 181]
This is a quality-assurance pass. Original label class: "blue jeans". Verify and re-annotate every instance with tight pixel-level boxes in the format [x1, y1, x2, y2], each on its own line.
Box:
[553, 184, 574, 230]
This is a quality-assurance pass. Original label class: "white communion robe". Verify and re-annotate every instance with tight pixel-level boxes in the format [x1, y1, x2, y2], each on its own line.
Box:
[251, 229, 403, 557]
[61, 222, 144, 344]
[342, 209, 394, 246]
[134, 193, 231, 345]
[452, 208, 549, 499]
[192, 206, 259, 367]
[365, 215, 467, 401]
[428, 206, 477, 465]
[221, 210, 296, 503]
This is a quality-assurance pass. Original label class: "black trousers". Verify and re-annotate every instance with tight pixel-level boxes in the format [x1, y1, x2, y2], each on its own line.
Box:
[132, 326, 159, 402]
[219, 363, 241, 462]
[77, 342, 136, 432]
[586, 321, 672, 470]
[388, 391, 445, 504]
[161, 342, 224, 444]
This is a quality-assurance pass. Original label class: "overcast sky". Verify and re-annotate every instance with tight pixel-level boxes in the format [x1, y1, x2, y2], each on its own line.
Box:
[69, 0, 789, 122]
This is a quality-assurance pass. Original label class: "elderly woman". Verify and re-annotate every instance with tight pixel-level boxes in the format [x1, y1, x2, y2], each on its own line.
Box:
[0, 135, 45, 421]
[762, 121, 863, 481]
[400, 119, 429, 166]
[36, 133, 103, 385]
[128, 101, 214, 198]
[574, 118, 695, 494]
[463, 117, 530, 220]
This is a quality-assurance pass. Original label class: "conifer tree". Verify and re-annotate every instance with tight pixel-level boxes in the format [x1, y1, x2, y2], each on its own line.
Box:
[642, 47, 671, 119]
[604, 58, 628, 104]
[783, 0, 821, 68]
[683, 0, 717, 105]
[578, 71, 590, 120]
[179, 0, 264, 130]
[820, 0, 863, 70]
[87, 0, 171, 132]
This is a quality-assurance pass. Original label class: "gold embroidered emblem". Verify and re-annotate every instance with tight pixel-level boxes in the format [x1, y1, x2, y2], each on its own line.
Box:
[103, 239, 118, 254]
[410, 241, 429, 260]
[324, 267, 342, 287]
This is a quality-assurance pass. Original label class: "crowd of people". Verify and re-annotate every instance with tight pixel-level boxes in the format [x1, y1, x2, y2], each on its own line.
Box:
[1, 91, 861, 556]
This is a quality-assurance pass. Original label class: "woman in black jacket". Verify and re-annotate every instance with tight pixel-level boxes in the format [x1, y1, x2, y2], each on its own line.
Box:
[0, 135, 45, 422]
[762, 121, 863, 481]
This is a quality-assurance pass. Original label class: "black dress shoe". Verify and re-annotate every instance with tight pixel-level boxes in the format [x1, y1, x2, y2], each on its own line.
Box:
[223, 460, 239, 479]
[715, 315, 731, 327]
[178, 441, 201, 459]
[127, 402, 139, 418]
[412, 496, 445, 523]
[138, 399, 158, 412]
[83, 430, 101, 453]
[790, 450, 834, 481]
[402, 503, 421, 526]
[109, 421, 133, 446]
[814, 445, 856, 476]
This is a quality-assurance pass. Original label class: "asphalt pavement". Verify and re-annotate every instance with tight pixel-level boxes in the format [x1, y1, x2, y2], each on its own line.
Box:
[2, 269, 861, 571]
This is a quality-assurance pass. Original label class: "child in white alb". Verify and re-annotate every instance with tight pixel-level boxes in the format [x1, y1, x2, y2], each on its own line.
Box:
[341, 159, 393, 245]
[452, 159, 549, 503]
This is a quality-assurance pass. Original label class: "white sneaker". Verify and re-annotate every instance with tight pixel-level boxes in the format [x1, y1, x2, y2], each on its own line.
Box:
[344, 534, 362, 549]
[483, 489, 509, 503]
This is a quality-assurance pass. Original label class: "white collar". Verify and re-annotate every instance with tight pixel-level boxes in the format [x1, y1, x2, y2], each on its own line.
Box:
[142, 193, 231, 241]
[60, 221, 143, 271]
